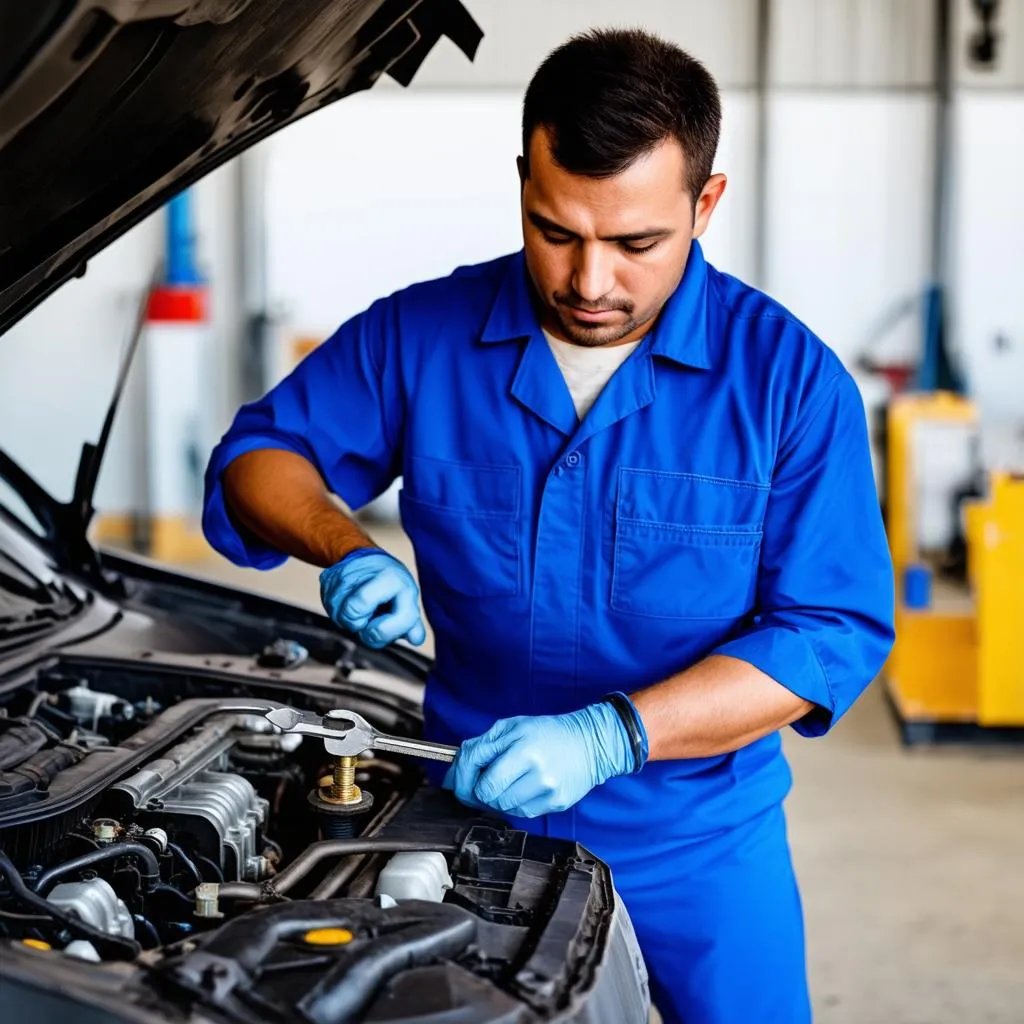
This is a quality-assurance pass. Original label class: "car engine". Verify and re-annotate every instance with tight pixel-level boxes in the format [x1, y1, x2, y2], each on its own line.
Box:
[0, 656, 647, 1023]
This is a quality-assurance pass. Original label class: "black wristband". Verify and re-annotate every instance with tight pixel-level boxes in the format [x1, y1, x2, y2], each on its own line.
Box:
[602, 691, 649, 774]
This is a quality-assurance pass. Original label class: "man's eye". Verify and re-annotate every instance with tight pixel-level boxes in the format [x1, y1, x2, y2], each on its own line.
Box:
[542, 233, 573, 246]
[622, 240, 660, 255]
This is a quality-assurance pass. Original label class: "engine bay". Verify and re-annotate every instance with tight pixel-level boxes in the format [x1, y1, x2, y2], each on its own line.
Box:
[0, 652, 646, 1023]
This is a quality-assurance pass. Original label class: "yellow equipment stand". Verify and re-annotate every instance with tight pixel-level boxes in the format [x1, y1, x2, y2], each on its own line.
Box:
[884, 392, 1024, 742]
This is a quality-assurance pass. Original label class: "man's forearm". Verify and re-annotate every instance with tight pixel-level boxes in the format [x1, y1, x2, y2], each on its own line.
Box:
[630, 655, 814, 761]
[222, 449, 375, 568]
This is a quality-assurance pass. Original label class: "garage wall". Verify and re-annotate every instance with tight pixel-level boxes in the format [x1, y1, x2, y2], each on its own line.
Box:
[762, 90, 936, 374]
[950, 94, 1024, 437]
[762, 0, 938, 376]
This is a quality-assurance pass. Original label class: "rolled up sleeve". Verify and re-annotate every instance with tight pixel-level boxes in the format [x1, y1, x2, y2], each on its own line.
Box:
[202, 297, 403, 569]
[712, 371, 895, 736]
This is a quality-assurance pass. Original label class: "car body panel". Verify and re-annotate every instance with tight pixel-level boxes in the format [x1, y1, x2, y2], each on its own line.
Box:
[0, 0, 482, 334]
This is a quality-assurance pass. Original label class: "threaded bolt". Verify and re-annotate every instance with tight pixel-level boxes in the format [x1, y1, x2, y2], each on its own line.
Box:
[330, 756, 360, 804]
[322, 814, 356, 838]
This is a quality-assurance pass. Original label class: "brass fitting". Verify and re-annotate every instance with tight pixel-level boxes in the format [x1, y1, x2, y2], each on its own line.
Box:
[318, 755, 361, 806]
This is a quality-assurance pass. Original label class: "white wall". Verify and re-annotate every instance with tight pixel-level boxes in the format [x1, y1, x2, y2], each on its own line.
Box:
[769, 0, 936, 87]
[948, 92, 1024, 469]
[762, 94, 936, 370]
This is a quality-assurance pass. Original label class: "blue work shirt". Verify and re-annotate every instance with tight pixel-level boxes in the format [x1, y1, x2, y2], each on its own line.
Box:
[203, 240, 895, 853]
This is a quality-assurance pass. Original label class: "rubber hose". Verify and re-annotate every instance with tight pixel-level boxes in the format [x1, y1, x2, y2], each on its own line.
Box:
[150, 883, 193, 906]
[33, 843, 161, 896]
[217, 881, 263, 900]
[166, 842, 203, 891]
[132, 914, 161, 949]
[194, 853, 224, 883]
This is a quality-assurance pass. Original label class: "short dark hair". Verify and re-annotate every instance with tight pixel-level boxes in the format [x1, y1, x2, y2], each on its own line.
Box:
[521, 28, 722, 201]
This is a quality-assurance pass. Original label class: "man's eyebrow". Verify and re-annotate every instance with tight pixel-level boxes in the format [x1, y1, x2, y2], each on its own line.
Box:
[527, 211, 674, 244]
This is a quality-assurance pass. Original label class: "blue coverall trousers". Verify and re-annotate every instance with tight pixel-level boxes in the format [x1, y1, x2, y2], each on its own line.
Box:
[585, 805, 811, 1024]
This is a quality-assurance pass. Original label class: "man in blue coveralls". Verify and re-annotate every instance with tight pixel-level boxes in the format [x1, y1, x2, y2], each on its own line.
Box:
[203, 29, 895, 1024]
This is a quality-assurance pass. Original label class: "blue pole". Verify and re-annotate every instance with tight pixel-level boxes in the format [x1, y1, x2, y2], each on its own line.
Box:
[917, 284, 942, 392]
[165, 191, 202, 285]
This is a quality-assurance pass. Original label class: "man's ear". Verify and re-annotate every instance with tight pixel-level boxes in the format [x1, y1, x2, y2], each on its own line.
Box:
[692, 173, 728, 240]
[517, 155, 527, 187]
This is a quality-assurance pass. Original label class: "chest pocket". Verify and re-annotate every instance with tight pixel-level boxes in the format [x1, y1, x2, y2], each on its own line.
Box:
[611, 469, 768, 619]
[399, 456, 521, 598]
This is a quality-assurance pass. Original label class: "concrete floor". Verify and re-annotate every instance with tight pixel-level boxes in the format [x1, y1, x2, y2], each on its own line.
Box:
[179, 527, 1024, 1024]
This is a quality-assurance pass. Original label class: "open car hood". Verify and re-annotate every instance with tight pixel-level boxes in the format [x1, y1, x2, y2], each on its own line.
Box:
[0, 0, 482, 335]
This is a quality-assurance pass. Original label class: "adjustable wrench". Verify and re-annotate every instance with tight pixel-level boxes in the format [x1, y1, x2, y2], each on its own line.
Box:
[264, 706, 458, 764]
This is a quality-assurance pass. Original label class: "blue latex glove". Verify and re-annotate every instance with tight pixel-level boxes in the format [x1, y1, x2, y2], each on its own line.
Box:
[319, 547, 426, 649]
[443, 702, 643, 819]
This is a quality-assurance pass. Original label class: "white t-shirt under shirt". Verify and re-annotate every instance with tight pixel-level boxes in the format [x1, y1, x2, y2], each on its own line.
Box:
[543, 329, 644, 421]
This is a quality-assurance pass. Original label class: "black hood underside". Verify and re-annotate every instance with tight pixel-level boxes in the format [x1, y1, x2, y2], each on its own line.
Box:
[0, 0, 481, 334]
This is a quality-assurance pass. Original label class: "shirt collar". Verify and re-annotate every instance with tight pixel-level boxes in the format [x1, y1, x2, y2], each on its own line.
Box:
[479, 240, 713, 371]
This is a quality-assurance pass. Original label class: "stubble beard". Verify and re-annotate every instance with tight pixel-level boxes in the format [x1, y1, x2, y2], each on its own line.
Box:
[554, 304, 653, 348]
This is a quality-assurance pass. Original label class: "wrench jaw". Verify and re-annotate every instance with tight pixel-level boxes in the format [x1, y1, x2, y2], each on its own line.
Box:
[322, 736, 369, 758]
[264, 707, 306, 731]
[264, 704, 319, 737]
[264, 707, 371, 758]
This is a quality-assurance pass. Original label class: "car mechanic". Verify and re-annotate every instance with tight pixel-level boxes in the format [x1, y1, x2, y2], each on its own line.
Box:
[202, 28, 895, 1024]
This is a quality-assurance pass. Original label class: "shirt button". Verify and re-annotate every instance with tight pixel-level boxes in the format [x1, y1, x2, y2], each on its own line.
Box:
[566, 452, 580, 467]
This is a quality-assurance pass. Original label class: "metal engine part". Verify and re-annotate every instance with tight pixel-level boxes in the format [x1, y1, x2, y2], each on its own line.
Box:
[143, 827, 169, 854]
[109, 715, 272, 881]
[233, 729, 303, 754]
[63, 682, 134, 732]
[156, 769, 268, 881]
[194, 882, 223, 919]
[48, 879, 134, 939]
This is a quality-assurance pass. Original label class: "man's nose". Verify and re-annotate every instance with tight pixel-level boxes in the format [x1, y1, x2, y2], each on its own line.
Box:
[571, 244, 615, 304]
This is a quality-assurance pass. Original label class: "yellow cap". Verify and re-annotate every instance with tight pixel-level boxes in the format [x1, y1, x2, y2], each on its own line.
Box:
[303, 927, 354, 946]
[22, 939, 51, 951]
